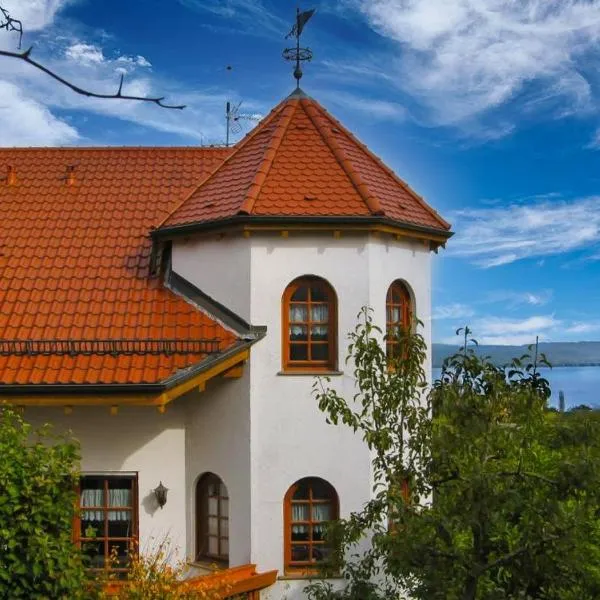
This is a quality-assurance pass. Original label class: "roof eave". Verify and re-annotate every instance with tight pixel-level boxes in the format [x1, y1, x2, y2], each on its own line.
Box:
[153, 215, 454, 242]
[0, 336, 265, 399]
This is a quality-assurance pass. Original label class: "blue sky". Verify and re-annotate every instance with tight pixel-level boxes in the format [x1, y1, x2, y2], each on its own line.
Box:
[2, 0, 600, 345]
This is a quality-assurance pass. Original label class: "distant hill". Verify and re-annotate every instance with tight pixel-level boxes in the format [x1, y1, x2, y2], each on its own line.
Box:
[432, 342, 600, 368]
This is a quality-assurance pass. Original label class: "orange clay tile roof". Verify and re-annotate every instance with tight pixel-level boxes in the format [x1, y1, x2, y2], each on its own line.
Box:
[0, 147, 239, 385]
[159, 90, 450, 232]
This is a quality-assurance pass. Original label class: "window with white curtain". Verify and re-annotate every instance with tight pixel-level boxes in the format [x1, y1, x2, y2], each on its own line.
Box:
[284, 477, 338, 573]
[77, 473, 137, 575]
[282, 277, 337, 371]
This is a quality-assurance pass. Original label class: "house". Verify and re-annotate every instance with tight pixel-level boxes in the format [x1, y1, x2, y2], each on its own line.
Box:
[0, 87, 451, 599]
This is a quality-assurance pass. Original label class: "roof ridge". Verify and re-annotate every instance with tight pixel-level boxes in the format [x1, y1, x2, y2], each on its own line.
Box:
[239, 98, 299, 215]
[301, 99, 384, 216]
[155, 102, 287, 230]
[310, 101, 451, 230]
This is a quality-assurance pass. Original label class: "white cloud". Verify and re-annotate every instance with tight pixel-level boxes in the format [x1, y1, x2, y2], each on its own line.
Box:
[433, 303, 475, 320]
[485, 289, 553, 307]
[439, 314, 559, 345]
[318, 89, 407, 121]
[449, 196, 600, 267]
[176, 0, 286, 37]
[65, 43, 104, 65]
[1, 0, 72, 32]
[476, 315, 558, 336]
[351, 0, 600, 128]
[0, 80, 78, 145]
[564, 321, 600, 335]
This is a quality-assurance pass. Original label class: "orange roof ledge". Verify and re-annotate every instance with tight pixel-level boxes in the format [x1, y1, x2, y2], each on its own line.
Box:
[103, 563, 277, 598]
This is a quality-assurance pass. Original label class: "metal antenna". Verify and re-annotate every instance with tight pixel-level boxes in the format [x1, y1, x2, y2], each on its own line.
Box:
[283, 7, 316, 88]
[226, 100, 261, 147]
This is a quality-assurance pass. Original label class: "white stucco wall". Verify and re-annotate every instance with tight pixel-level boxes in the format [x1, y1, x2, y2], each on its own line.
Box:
[172, 236, 252, 323]
[246, 233, 431, 599]
[184, 370, 252, 567]
[26, 405, 188, 559]
[171, 230, 432, 598]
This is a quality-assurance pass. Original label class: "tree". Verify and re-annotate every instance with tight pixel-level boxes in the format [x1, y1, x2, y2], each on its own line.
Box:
[0, 406, 89, 599]
[0, 3, 184, 109]
[307, 311, 600, 600]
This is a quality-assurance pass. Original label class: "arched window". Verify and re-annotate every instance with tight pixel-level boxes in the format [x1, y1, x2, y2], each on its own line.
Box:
[283, 477, 339, 573]
[196, 473, 229, 563]
[282, 277, 337, 372]
[386, 281, 412, 358]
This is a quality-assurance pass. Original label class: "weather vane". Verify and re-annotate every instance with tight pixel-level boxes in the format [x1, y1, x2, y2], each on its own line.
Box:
[283, 7, 316, 88]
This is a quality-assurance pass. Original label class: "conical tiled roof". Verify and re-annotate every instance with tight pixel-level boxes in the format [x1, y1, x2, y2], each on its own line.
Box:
[158, 90, 450, 233]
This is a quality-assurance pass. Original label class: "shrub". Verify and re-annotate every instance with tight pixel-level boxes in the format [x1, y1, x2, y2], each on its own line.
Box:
[0, 405, 88, 599]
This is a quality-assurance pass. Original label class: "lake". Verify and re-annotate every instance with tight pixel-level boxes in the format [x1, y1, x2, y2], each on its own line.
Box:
[432, 366, 600, 409]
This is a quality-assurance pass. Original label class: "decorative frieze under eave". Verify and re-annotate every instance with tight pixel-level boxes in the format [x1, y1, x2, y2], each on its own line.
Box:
[0, 347, 250, 413]
[152, 215, 454, 253]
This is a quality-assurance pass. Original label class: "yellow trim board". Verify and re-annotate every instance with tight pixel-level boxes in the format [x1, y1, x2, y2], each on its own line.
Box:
[2, 348, 250, 408]
[181, 222, 448, 246]
[155, 348, 249, 406]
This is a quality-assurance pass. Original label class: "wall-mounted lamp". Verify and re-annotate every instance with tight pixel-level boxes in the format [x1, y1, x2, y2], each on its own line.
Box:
[154, 481, 168, 509]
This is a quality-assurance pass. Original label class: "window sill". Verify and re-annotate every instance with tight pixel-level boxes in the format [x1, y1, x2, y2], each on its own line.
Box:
[187, 559, 229, 572]
[277, 370, 343, 377]
[279, 573, 343, 581]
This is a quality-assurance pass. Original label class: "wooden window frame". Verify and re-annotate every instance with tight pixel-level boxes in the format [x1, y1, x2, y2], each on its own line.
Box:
[74, 473, 138, 575]
[196, 473, 229, 565]
[282, 277, 337, 372]
[283, 477, 339, 574]
[386, 280, 412, 359]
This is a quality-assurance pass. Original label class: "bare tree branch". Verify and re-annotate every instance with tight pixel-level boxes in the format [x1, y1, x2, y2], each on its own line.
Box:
[0, 6, 22, 49]
[0, 46, 186, 109]
[0, 4, 185, 110]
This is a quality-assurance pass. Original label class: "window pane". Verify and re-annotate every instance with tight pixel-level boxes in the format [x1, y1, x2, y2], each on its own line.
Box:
[312, 504, 331, 522]
[81, 517, 103, 538]
[311, 343, 329, 361]
[290, 325, 308, 341]
[208, 497, 218, 515]
[108, 514, 132, 537]
[291, 544, 310, 562]
[291, 524, 309, 541]
[310, 285, 327, 301]
[312, 523, 327, 541]
[221, 497, 229, 515]
[208, 536, 219, 555]
[208, 517, 218, 535]
[292, 481, 310, 500]
[221, 538, 229, 556]
[290, 344, 308, 361]
[311, 544, 329, 563]
[311, 479, 333, 500]
[289, 304, 308, 322]
[291, 503, 309, 521]
[81, 485, 104, 509]
[108, 541, 130, 568]
[387, 306, 401, 323]
[219, 482, 228, 498]
[108, 479, 132, 506]
[310, 304, 328, 322]
[291, 286, 308, 301]
[82, 540, 105, 569]
[311, 325, 328, 341]
[221, 518, 229, 537]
